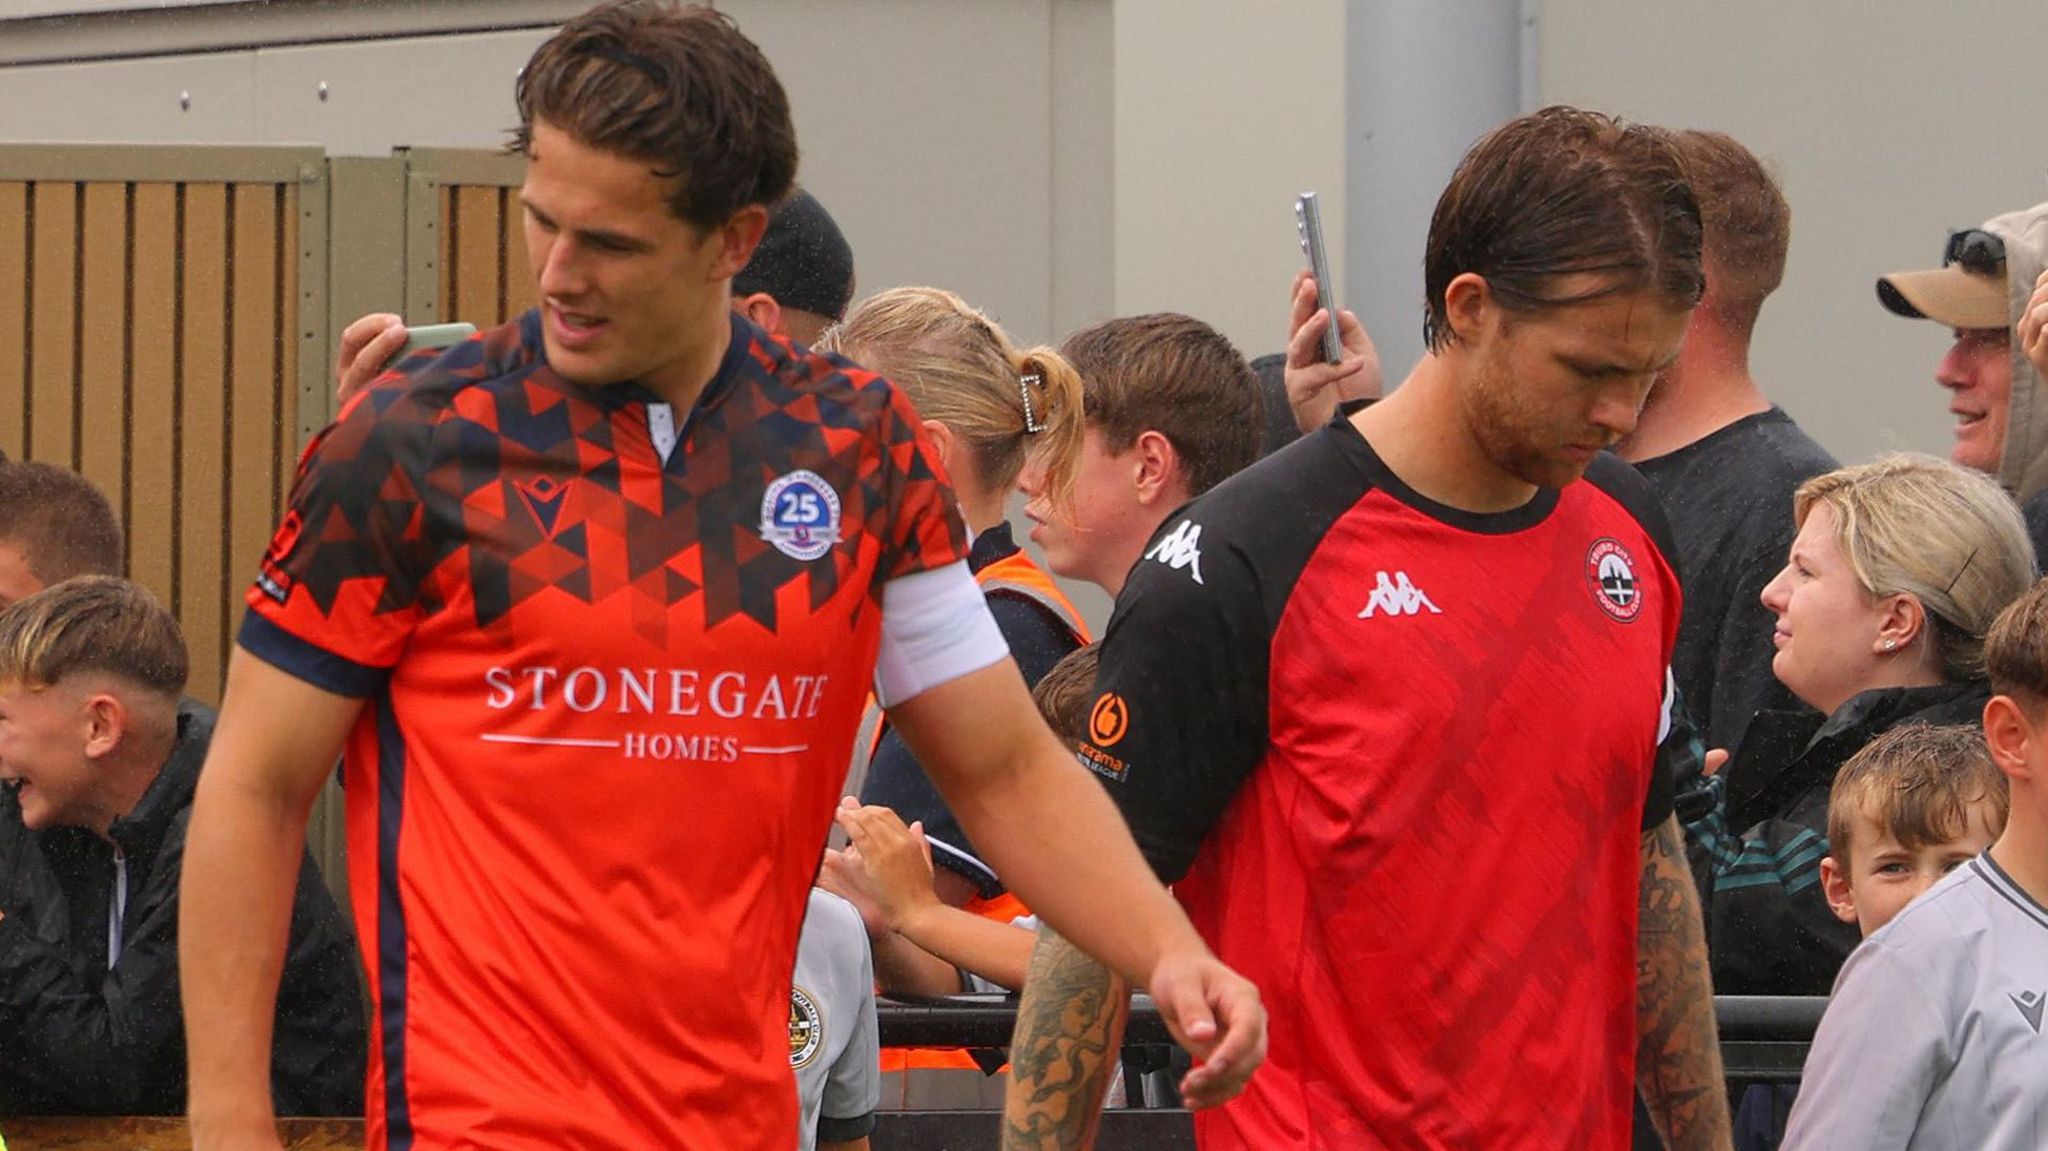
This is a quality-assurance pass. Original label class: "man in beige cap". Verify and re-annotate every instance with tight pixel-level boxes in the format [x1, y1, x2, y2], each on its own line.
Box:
[1878, 203, 2048, 554]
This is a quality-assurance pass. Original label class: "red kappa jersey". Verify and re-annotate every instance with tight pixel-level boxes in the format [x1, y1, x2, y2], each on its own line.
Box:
[241, 311, 967, 1150]
[1082, 423, 1686, 1150]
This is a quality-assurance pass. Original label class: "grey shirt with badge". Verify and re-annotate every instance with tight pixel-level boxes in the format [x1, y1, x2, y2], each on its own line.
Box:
[1782, 853, 2048, 1151]
[791, 889, 880, 1151]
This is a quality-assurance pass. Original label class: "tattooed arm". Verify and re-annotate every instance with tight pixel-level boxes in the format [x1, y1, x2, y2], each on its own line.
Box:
[1002, 926, 1129, 1151]
[1636, 814, 1733, 1151]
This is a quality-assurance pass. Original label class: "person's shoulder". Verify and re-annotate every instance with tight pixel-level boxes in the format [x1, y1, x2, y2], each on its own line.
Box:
[1749, 407, 1839, 481]
[1862, 862, 1997, 966]
[1581, 452, 1680, 570]
[740, 321, 904, 423]
[357, 314, 543, 420]
[803, 887, 869, 945]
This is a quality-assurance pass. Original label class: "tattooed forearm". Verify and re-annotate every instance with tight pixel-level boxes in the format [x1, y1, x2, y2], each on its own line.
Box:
[1636, 815, 1732, 1151]
[1001, 926, 1129, 1151]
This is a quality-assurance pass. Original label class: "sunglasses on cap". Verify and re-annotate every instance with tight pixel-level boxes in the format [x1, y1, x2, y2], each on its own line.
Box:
[1943, 229, 2006, 277]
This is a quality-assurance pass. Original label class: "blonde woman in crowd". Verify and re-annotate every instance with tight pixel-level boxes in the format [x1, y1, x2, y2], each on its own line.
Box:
[1679, 452, 2037, 1000]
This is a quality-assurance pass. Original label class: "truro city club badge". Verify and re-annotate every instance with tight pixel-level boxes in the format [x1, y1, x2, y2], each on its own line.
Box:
[1586, 537, 1643, 623]
[760, 470, 842, 561]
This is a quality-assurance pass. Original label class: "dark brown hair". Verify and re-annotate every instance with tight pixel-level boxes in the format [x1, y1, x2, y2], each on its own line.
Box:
[512, 0, 799, 231]
[1031, 643, 1100, 746]
[1059, 314, 1263, 500]
[1661, 129, 1789, 333]
[1828, 724, 2007, 869]
[0, 575, 187, 697]
[1986, 577, 2048, 706]
[1423, 105, 1705, 352]
[0, 462, 121, 591]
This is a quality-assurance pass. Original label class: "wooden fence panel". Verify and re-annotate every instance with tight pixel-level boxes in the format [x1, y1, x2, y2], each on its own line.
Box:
[0, 182, 25, 461]
[78, 182, 127, 517]
[28, 181, 75, 465]
[177, 183, 230, 704]
[129, 183, 179, 604]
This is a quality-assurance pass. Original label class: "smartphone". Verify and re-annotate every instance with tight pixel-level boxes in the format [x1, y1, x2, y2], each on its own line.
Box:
[399, 322, 476, 357]
[1294, 192, 1342, 364]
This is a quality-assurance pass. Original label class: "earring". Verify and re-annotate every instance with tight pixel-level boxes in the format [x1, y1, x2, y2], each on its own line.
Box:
[1884, 639, 1898, 651]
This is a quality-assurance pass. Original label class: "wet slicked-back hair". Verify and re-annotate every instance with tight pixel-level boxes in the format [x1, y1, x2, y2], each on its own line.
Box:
[512, 0, 798, 231]
[1423, 105, 1705, 352]
[1828, 724, 2007, 870]
[0, 462, 121, 586]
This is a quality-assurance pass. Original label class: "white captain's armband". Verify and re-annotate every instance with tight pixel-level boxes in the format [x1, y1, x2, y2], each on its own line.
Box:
[873, 560, 1010, 708]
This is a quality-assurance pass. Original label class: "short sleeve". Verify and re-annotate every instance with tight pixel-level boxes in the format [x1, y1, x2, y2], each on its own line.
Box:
[1081, 515, 1272, 884]
[1644, 670, 1689, 830]
[874, 386, 970, 582]
[819, 906, 881, 1136]
[239, 385, 439, 697]
[1781, 942, 1949, 1151]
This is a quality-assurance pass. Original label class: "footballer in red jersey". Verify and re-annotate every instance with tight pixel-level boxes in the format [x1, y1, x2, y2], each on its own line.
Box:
[1006, 107, 1733, 1150]
[179, 6, 1264, 1150]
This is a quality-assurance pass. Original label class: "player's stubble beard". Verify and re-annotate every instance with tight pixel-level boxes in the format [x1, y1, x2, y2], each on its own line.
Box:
[1462, 350, 1609, 491]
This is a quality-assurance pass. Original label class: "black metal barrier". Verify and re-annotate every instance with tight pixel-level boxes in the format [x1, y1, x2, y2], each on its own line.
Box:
[869, 994, 1831, 1149]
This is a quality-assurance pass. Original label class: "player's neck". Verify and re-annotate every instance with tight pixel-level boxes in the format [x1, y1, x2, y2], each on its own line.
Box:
[638, 298, 737, 411]
[1616, 334, 1770, 463]
[1356, 360, 1539, 514]
[1989, 801, 2048, 908]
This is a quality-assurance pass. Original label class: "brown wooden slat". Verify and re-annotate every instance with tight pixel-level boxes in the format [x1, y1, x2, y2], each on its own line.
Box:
[178, 184, 229, 705]
[502, 184, 538, 321]
[0, 182, 26, 459]
[437, 183, 453, 322]
[454, 184, 501, 327]
[225, 183, 280, 687]
[78, 182, 128, 515]
[279, 183, 301, 504]
[129, 183, 179, 605]
[28, 181, 77, 465]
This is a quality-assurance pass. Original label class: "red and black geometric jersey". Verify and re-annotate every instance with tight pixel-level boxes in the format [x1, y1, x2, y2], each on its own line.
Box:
[1080, 420, 1685, 1151]
[239, 310, 967, 1151]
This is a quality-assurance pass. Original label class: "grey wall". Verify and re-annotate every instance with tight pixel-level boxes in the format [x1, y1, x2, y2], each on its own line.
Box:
[1539, 0, 2048, 467]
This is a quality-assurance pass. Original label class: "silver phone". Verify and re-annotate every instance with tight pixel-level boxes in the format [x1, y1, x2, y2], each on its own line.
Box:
[399, 322, 476, 357]
[1294, 192, 1342, 364]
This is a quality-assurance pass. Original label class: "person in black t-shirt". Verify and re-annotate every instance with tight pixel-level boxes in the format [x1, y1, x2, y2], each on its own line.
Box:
[1617, 129, 1836, 755]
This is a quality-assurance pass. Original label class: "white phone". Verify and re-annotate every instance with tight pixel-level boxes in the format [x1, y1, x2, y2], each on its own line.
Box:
[399, 322, 476, 357]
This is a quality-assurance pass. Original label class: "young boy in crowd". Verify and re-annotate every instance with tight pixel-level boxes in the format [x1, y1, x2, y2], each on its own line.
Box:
[1784, 582, 2048, 1150]
[1818, 724, 2009, 937]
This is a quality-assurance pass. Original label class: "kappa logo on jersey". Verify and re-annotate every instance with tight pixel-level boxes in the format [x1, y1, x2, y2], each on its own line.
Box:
[1145, 520, 1206, 584]
[2012, 989, 2045, 1034]
[1358, 571, 1441, 618]
[759, 469, 843, 561]
[513, 475, 573, 539]
[1089, 693, 1130, 747]
[1586, 538, 1643, 623]
[789, 984, 825, 1067]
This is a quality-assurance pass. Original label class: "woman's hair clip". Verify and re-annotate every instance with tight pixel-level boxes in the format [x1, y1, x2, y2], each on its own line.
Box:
[1019, 372, 1047, 434]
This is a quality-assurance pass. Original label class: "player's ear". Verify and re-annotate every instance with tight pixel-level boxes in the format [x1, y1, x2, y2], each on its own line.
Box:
[1442, 273, 1495, 349]
[710, 203, 771, 280]
[734, 292, 782, 336]
[1820, 855, 1858, 926]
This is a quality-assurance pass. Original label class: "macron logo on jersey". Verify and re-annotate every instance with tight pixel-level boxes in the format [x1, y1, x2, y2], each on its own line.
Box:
[1358, 571, 1441, 618]
[1145, 520, 1206, 585]
[2012, 989, 2046, 1034]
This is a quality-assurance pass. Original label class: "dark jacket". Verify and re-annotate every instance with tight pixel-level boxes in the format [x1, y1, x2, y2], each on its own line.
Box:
[0, 700, 365, 1116]
[1676, 680, 1989, 997]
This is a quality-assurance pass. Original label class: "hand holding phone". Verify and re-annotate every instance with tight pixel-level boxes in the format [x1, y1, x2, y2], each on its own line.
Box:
[398, 322, 477, 357]
[1294, 193, 1342, 364]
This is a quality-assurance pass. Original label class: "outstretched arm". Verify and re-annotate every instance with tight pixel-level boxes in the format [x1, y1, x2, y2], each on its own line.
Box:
[1636, 814, 1733, 1151]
